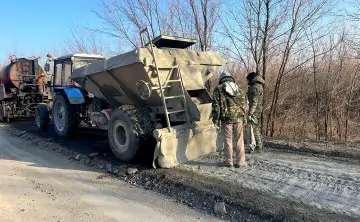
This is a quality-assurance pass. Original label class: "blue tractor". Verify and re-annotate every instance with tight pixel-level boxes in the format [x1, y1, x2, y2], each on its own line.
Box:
[35, 53, 106, 135]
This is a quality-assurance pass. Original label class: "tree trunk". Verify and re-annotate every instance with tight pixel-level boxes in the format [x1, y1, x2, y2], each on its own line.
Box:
[260, 0, 270, 136]
[345, 64, 359, 141]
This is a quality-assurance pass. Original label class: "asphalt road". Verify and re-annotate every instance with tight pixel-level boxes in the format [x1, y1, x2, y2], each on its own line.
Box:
[0, 125, 224, 222]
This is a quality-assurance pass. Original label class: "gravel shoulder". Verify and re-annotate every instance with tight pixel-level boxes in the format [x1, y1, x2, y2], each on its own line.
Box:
[3, 121, 360, 222]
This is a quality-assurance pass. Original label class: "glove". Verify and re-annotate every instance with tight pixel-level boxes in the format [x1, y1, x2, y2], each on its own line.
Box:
[247, 115, 252, 122]
[215, 125, 220, 133]
[249, 116, 257, 126]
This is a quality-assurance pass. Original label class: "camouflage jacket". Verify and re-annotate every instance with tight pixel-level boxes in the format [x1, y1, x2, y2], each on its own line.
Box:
[212, 81, 248, 125]
[247, 76, 265, 118]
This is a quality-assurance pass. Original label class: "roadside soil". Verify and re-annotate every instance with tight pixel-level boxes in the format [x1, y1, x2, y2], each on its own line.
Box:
[265, 137, 360, 162]
[180, 151, 360, 221]
[3, 120, 360, 221]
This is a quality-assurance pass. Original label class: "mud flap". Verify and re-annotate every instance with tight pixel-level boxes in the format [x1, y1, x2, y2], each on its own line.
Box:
[152, 121, 222, 168]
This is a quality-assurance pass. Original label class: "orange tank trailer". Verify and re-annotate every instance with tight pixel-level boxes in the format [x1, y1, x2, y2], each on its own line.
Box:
[0, 56, 50, 121]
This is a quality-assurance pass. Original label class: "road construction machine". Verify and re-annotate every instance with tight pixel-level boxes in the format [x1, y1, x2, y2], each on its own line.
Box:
[34, 53, 106, 131]
[38, 28, 226, 168]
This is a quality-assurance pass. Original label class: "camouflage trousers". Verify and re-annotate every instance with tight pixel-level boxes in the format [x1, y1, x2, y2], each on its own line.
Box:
[222, 122, 246, 165]
[251, 117, 263, 150]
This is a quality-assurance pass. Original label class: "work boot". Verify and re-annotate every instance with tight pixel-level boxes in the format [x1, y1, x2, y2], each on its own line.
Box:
[222, 162, 233, 168]
[245, 148, 254, 154]
[253, 144, 263, 153]
[234, 163, 248, 168]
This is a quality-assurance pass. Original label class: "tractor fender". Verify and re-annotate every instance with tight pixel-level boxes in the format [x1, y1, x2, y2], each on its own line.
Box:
[54, 87, 85, 105]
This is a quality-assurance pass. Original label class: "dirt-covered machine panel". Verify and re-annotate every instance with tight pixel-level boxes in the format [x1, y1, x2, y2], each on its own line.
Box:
[0, 56, 50, 122]
[72, 29, 226, 168]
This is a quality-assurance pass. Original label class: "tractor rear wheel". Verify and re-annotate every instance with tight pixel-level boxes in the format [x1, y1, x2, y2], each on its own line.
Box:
[108, 106, 155, 162]
[35, 104, 50, 131]
[52, 94, 80, 136]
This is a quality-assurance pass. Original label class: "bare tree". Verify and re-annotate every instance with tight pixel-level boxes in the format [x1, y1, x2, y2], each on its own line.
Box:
[307, 28, 321, 141]
[344, 63, 360, 140]
[164, 0, 194, 37]
[220, 0, 337, 137]
[185, 0, 222, 51]
[220, 0, 288, 73]
[64, 27, 109, 55]
[266, 0, 337, 137]
[91, 0, 165, 48]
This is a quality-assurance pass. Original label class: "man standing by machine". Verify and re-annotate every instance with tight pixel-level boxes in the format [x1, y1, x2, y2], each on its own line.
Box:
[212, 71, 248, 168]
[246, 72, 265, 153]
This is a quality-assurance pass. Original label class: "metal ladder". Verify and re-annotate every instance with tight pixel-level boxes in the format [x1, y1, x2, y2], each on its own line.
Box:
[140, 28, 190, 132]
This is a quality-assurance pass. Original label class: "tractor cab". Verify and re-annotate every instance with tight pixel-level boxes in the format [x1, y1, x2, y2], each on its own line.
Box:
[35, 53, 106, 132]
[44, 53, 105, 88]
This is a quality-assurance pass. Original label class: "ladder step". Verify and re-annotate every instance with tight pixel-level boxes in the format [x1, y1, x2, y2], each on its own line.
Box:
[167, 109, 185, 115]
[167, 79, 181, 82]
[164, 95, 185, 100]
[152, 85, 171, 90]
[158, 66, 177, 69]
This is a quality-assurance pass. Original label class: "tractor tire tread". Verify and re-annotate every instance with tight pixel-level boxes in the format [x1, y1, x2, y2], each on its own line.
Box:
[36, 104, 50, 131]
[108, 105, 155, 162]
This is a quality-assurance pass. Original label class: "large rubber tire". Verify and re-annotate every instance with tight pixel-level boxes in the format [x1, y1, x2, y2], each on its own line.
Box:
[35, 104, 50, 132]
[52, 93, 80, 136]
[108, 106, 155, 162]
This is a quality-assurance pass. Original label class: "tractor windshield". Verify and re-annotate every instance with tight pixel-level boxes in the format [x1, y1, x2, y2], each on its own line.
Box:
[53, 60, 72, 86]
[63, 61, 72, 85]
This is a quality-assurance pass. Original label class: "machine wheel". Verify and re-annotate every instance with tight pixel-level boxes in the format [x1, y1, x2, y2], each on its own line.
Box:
[108, 106, 155, 162]
[35, 104, 50, 131]
[52, 93, 79, 136]
[0, 103, 4, 122]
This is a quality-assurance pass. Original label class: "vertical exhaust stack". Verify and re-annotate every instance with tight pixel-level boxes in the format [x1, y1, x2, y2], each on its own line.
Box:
[71, 29, 226, 168]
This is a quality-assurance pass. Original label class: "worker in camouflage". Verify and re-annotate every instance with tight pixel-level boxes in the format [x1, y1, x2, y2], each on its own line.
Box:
[246, 72, 265, 153]
[212, 71, 248, 168]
